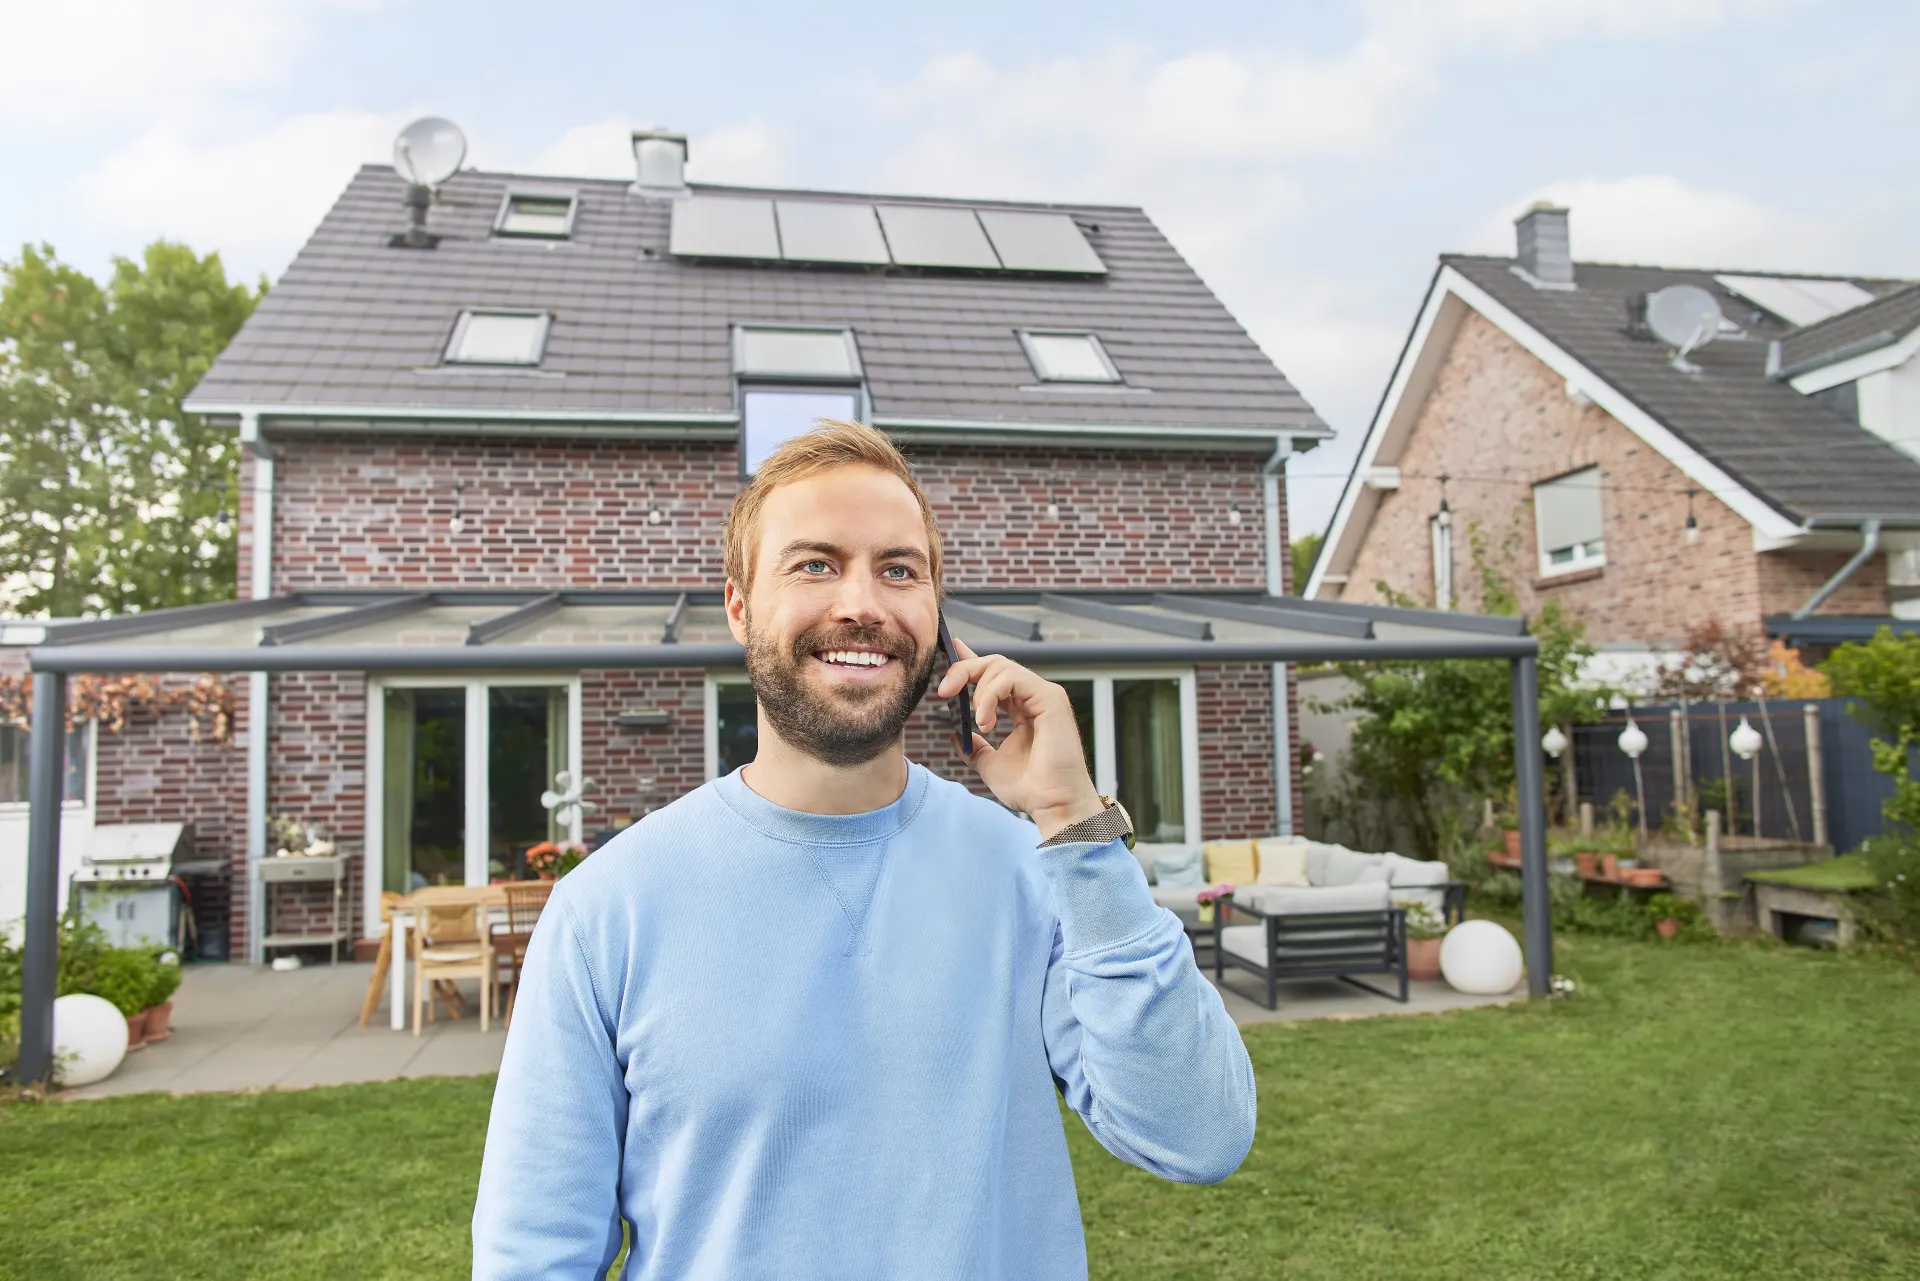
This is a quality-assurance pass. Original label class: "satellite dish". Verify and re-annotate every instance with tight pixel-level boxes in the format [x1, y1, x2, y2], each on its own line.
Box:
[392, 117, 467, 188]
[1645, 284, 1723, 373]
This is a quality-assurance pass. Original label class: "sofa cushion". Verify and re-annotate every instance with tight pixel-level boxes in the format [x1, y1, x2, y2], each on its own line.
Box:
[1308, 844, 1386, 887]
[1254, 838, 1311, 886]
[1203, 840, 1258, 886]
[1383, 852, 1450, 887]
[1151, 884, 1207, 912]
[1152, 847, 1205, 888]
[1354, 862, 1391, 886]
[1132, 845, 1161, 885]
[1236, 881, 1391, 915]
[1220, 924, 1268, 966]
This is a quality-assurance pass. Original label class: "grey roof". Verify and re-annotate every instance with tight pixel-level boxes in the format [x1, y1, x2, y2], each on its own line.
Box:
[1445, 255, 1920, 524]
[186, 166, 1326, 439]
[1777, 282, 1920, 376]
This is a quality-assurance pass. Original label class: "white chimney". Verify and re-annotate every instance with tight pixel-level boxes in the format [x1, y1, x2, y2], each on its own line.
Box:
[631, 129, 688, 196]
[1513, 202, 1574, 291]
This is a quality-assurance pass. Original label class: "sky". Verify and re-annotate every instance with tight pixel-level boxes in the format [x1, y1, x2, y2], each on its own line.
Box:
[3, 0, 1915, 536]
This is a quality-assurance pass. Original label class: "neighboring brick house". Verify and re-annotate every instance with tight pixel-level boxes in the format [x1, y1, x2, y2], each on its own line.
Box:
[6, 128, 1336, 959]
[1307, 204, 1920, 685]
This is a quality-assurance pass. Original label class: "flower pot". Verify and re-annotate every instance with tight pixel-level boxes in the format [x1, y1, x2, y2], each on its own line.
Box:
[1502, 829, 1522, 860]
[144, 1002, 174, 1042]
[1574, 852, 1599, 877]
[1601, 854, 1620, 880]
[1628, 868, 1667, 887]
[1407, 937, 1443, 981]
[124, 1008, 149, 1051]
[1655, 917, 1680, 939]
[1196, 901, 1216, 925]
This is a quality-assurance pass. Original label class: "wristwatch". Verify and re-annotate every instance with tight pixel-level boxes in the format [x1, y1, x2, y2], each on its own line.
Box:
[1039, 795, 1136, 850]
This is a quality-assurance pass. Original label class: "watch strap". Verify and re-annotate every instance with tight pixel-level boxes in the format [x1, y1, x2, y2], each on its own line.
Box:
[1039, 798, 1135, 849]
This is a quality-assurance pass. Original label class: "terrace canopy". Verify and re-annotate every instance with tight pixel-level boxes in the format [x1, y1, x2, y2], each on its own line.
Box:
[11, 589, 1554, 1084]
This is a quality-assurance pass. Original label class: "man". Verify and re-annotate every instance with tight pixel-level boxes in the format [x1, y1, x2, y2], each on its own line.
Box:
[474, 421, 1254, 1279]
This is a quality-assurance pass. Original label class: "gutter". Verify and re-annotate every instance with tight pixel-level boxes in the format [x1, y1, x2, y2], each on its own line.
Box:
[241, 411, 271, 965]
[1263, 440, 1295, 837]
[1792, 519, 1881, 619]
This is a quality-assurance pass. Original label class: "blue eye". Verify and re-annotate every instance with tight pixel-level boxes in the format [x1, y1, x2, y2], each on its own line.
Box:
[802, 560, 830, 574]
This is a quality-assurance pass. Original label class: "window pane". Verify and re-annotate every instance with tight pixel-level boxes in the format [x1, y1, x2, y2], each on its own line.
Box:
[1025, 332, 1117, 382]
[0, 723, 88, 804]
[1059, 680, 1096, 782]
[1113, 679, 1185, 844]
[500, 196, 573, 237]
[738, 328, 857, 378]
[716, 685, 758, 776]
[450, 312, 547, 364]
[742, 390, 859, 477]
[1535, 467, 1603, 556]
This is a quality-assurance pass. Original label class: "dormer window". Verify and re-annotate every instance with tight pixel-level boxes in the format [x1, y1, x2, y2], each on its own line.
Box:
[494, 191, 578, 239]
[446, 310, 551, 365]
[733, 325, 864, 478]
[1019, 330, 1121, 383]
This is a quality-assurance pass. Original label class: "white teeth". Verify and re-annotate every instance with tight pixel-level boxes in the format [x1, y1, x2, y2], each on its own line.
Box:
[819, 650, 888, 667]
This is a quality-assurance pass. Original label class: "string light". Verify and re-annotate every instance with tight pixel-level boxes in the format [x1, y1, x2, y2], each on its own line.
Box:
[448, 483, 466, 536]
[1046, 491, 1060, 521]
[1227, 504, 1242, 525]
[1436, 473, 1452, 529]
[646, 480, 663, 525]
[1683, 487, 1700, 545]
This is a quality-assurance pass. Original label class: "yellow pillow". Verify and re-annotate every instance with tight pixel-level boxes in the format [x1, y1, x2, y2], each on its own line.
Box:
[1203, 840, 1258, 886]
[1255, 838, 1311, 886]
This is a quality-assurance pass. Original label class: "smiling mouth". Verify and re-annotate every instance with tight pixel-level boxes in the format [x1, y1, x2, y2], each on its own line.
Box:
[812, 648, 897, 673]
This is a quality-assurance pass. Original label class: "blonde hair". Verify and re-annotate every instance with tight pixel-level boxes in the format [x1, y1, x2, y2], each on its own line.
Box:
[724, 419, 945, 599]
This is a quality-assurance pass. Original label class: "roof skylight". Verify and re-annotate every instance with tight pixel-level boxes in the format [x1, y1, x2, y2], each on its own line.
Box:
[494, 191, 577, 238]
[446, 311, 551, 365]
[1714, 275, 1876, 327]
[735, 326, 861, 379]
[1019, 330, 1120, 383]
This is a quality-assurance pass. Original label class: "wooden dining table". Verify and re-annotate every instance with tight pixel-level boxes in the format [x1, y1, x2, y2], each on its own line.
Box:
[385, 884, 514, 1033]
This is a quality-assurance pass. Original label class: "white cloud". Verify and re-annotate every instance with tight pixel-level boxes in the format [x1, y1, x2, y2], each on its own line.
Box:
[0, 0, 367, 131]
[72, 109, 416, 271]
[1464, 175, 1844, 272]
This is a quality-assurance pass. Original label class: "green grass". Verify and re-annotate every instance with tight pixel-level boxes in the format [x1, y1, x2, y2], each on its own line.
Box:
[1744, 854, 1880, 892]
[3, 935, 1918, 1280]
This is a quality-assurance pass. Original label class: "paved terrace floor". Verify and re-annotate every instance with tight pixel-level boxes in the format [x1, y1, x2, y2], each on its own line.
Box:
[66, 959, 1524, 1100]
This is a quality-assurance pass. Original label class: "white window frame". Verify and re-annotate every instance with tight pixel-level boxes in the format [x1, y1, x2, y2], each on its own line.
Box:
[492, 189, 580, 239]
[702, 666, 1200, 849]
[732, 325, 863, 380]
[0, 717, 94, 813]
[1017, 329, 1122, 384]
[362, 673, 581, 937]
[1533, 467, 1607, 578]
[444, 309, 552, 366]
[1430, 515, 1454, 611]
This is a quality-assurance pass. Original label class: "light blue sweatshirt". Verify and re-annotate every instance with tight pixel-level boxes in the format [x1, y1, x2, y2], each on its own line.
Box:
[473, 761, 1255, 1280]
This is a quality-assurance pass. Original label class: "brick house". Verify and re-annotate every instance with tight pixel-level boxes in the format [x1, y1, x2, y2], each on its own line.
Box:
[1306, 204, 1920, 685]
[4, 128, 1339, 960]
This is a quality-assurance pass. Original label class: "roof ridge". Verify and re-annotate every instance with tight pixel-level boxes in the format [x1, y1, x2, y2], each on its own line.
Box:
[1440, 250, 1915, 285]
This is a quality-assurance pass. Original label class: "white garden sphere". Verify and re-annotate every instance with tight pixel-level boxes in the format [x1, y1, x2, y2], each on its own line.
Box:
[1439, 920, 1524, 995]
[52, 993, 129, 1087]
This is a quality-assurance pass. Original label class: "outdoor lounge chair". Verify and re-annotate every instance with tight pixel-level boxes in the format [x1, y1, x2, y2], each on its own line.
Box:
[1211, 882, 1410, 1010]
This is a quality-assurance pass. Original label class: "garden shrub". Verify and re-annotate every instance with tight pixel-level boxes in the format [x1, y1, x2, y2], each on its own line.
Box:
[1825, 629, 1920, 949]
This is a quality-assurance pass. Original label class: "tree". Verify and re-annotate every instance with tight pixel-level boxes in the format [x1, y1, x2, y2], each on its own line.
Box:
[1290, 531, 1323, 595]
[0, 241, 262, 617]
[1652, 619, 1770, 701]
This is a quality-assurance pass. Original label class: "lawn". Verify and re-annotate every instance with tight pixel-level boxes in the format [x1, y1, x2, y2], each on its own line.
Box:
[3, 933, 1918, 1280]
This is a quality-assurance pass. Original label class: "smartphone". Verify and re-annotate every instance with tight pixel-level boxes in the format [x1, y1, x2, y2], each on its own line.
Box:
[936, 611, 978, 757]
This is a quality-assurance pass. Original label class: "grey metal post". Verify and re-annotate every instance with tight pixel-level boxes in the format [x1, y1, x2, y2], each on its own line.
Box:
[1805, 703, 1827, 849]
[1510, 656, 1552, 999]
[18, 672, 68, 1085]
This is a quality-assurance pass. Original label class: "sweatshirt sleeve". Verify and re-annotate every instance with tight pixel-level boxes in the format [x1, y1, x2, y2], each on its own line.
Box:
[473, 897, 628, 1279]
[1038, 835, 1257, 1184]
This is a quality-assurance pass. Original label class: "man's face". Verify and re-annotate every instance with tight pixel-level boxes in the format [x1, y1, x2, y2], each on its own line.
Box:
[725, 464, 941, 767]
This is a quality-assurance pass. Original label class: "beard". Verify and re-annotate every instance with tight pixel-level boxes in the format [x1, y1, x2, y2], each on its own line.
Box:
[742, 607, 938, 768]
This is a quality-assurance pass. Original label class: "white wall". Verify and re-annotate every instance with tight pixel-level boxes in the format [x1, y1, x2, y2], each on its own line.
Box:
[0, 804, 95, 944]
[1857, 352, 1920, 458]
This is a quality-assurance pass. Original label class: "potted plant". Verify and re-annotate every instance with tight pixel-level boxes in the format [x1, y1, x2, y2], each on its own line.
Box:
[526, 839, 589, 880]
[70, 946, 160, 1049]
[143, 955, 183, 1041]
[1646, 893, 1701, 939]
[1403, 901, 1447, 980]
[1194, 884, 1234, 926]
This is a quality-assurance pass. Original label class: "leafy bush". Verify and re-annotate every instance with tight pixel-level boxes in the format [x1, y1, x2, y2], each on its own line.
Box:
[1824, 630, 1920, 948]
[70, 947, 160, 1017]
[147, 956, 183, 1008]
[1855, 835, 1920, 949]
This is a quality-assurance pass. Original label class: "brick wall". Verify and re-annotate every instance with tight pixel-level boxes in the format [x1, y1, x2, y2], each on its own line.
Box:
[1336, 308, 1889, 642]
[263, 672, 366, 942]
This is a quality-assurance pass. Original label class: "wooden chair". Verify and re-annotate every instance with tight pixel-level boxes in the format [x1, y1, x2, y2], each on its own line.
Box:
[494, 881, 553, 1027]
[412, 899, 494, 1036]
[358, 891, 404, 1027]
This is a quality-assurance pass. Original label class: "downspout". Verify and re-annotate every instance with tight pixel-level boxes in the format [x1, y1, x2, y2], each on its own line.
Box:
[1262, 439, 1295, 837]
[241, 412, 273, 964]
[1792, 519, 1880, 619]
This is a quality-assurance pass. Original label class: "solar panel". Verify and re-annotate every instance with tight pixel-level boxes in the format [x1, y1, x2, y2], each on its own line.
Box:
[978, 210, 1106, 274]
[670, 197, 781, 259]
[775, 201, 889, 264]
[1714, 275, 1875, 327]
[875, 205, 1001, 269]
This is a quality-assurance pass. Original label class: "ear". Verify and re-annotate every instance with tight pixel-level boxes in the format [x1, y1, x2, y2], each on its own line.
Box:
[723, 580, 750, 646]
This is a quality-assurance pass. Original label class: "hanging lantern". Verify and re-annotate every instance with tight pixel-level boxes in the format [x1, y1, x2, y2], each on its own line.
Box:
[1617, 718, 1648, 759]
[1541, 725, 1568, 758]
[1729, 716, 1763, 761]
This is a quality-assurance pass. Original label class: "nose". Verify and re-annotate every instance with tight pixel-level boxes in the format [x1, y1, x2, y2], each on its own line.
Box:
[827, 565, 887, 629]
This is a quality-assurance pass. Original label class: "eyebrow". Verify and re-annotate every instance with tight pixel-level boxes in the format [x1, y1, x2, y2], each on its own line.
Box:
[774, 540, 930, 569]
